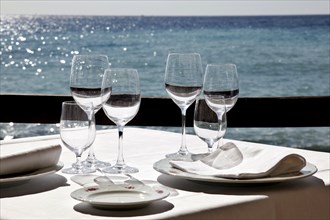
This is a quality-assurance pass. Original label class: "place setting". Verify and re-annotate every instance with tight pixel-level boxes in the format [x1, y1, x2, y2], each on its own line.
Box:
[61, 54, 173, 210]
[153, 141, 318, 184]
[153, 52, 318, 185]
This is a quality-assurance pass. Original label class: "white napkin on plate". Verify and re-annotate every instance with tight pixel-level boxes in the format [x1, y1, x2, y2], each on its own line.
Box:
[170, 142, 306, 179]
[0, 144, 62, 176]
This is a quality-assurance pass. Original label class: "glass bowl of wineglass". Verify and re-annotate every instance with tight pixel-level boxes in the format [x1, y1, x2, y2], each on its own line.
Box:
[70, 54, 111, 168]
[194, 96, 227, 154]
[60, 101, 96, 174]
[203, 64, 239, 112]
[101, 68, 141, 174]
[164, 52, 203, 160]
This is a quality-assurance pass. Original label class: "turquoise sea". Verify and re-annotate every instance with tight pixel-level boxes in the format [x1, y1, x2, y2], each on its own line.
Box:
[0, 15, 329, 152]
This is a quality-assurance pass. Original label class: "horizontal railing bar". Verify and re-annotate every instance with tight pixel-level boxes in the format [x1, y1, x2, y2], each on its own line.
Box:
[1, 93, 330, 127]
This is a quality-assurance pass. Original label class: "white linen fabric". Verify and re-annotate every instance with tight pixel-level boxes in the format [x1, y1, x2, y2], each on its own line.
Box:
[0, 129, 329, 220]
[0, 144, 62, 175]
[170, 142, 307, 179]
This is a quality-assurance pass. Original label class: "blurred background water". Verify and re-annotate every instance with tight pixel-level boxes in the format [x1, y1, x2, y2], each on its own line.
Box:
[0, 15, 329, 152]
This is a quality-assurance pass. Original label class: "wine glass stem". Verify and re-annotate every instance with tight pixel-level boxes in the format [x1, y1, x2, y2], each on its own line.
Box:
[116, 125, 125, 167]
[73, 155, 83, 170]
[207, 142, 214, 153]
[179, 108, 188, 154]
[218, 138, 224, 148]
[217, 112, 224, 148]
[87, 145, 95, 158]
[87, 111, 96, 160]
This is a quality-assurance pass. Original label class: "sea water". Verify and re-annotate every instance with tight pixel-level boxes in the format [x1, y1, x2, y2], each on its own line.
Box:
[0, 15, 329, 152]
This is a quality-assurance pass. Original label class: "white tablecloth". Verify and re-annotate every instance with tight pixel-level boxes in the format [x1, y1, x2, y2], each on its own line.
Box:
[1, 128, 329, 220]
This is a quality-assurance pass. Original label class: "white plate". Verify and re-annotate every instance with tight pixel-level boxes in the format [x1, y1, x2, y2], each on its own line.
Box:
[0, 162, 64, 184]
[153, 158, 318, 184]
[71, 184, 170, 209]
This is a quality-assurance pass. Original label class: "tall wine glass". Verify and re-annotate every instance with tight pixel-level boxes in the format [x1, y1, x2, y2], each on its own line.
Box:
[60, 101, 96, 174]
[101, 68, 141, 174]
[203, 64, 237, 147]
[70, 54, 111, 168]
[164, 53, 203, 159]
[194, 96, 227, 154]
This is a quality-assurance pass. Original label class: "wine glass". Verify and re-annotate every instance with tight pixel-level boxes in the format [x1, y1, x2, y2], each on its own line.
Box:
[101, 68, 141, 174]
[194, 96, 227, 154]
[70, 54, 111, 168]
[60, 101, 96, 174]
[203, 64, 239, 112]
[203, 64, 237, 147]
[164, 53, 203, 159]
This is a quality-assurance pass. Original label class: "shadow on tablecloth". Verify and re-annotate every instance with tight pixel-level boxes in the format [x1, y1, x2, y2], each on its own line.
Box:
[73, 200, 174, 217]
[157, 174, 330, 219]
[156, 173, 327, 195]
[0, 174, 68, 198]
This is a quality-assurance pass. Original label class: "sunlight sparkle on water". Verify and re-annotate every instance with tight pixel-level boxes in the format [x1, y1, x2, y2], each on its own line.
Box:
[26, 48, 34, 54]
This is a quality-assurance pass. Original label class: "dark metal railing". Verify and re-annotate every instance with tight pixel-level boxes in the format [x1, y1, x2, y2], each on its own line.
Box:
[1, 93, 330, 127]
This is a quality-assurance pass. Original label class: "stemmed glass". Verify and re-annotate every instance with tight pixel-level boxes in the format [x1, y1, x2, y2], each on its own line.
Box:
[194, 96, 227, 154]
[60, 101, 96, 174]
[70, 54, 111, 168]
[203, 64, 238, 147]
[164, 53, 203, 159]
[101, 68, 141, 174]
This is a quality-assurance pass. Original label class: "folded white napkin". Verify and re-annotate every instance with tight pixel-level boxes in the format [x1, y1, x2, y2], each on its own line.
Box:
[0, 144, 62, 176]
[170, 142, 306, 179]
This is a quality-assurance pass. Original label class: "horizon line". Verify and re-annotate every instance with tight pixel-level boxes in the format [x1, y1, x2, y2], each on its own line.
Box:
[1, 13, 329, 17]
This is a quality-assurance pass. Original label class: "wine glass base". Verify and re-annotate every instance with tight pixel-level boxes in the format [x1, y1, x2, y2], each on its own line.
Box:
[61, 166, 96, 174]
[82, 157, 111, 169]
[102, 164, 139, 174]
[165, 151, 193, 161]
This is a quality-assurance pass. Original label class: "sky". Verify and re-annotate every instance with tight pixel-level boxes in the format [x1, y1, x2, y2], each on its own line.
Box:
[1, 0, 329, 16]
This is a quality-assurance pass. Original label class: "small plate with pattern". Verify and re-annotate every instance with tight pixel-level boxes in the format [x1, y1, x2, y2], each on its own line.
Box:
[71, 184, 170, 209]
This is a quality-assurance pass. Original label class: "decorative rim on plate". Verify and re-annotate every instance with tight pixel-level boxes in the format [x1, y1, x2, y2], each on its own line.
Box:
[153, 158, 318, 184]
[71, 184, 170, 209]
[0, 161, 64, 184]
